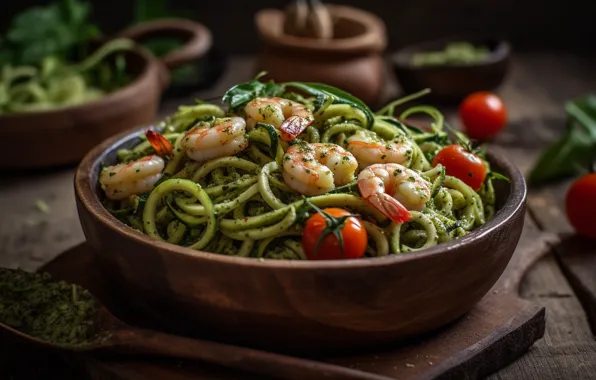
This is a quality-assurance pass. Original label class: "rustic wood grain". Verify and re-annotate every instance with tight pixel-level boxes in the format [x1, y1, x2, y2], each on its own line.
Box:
[487, 54, 596, 380]
[510, 53, 596, 339]
[2, 53, 596, 379]
[35, 214, 549, 380]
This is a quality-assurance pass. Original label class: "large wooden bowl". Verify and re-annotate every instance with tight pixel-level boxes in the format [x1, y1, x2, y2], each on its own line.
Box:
[0, 19, 212, 169]
[75, 126, 526, 356]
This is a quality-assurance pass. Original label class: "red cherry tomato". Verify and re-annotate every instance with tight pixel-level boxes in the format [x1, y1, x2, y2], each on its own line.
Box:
[432, 145, 487, 191]
[459, 92, 507, 141]
[302, 208, 367, 260]
[566, 173, 596, 239]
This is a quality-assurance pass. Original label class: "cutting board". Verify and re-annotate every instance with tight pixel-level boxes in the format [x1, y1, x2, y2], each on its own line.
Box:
[33, 217, 554, 380]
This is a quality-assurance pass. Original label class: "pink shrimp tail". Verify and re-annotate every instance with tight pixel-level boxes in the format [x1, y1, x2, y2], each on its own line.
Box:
[280, 116, 314, 141]
[366, 193, 411, 224]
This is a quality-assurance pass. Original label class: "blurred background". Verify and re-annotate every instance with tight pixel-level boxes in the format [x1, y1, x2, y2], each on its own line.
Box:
[2, 0, 595, 54]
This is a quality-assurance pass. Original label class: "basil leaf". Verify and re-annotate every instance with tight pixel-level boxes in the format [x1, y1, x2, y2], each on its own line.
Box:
[529, 121, 595, 183]
[566, 95, 596, 138]
[222, 72, 285, 111]
[284, 82, 375, 127]
[2, 0, 100, 66]
[529, 95, 596, 184]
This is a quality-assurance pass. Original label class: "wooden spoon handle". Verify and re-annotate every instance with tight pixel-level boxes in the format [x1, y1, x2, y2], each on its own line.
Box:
[111, 328, 392, 380]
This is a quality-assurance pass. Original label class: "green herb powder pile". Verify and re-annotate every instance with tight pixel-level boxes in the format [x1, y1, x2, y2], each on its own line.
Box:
[0, 268, 99, 345]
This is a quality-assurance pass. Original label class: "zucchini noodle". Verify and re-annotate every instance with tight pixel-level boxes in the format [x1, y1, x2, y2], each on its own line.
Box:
[100, 83, 501, 260]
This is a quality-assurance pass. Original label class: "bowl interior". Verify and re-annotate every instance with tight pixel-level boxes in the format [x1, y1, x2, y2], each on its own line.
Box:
[393, 37, 510, 68]
[80, 124, 525, 268]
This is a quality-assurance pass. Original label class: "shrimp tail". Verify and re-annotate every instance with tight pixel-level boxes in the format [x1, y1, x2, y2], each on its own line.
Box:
[366, 193, 411, 224]
[146, 130, 174, 157]
[280, 116, 314, 141]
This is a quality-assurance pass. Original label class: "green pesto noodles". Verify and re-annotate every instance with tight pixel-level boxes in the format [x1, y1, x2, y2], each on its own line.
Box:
[100, 82, 502, 260]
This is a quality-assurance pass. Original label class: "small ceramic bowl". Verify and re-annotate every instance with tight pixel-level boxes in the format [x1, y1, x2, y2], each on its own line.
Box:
[0, 19, 212, 170]
[392, 37, 511, 103]
[75, 126, 526, 356]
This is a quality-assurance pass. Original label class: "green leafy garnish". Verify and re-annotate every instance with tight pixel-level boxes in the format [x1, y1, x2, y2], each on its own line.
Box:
[222, 72, 285, 112]
[285, 81, 375, 127]
[529, 95, 596, 183]
[221, 75, 376, 128]
[0, 0, 101, 66]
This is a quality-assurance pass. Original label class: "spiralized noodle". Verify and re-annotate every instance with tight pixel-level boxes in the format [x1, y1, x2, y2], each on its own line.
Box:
[101, 87, 500, 260]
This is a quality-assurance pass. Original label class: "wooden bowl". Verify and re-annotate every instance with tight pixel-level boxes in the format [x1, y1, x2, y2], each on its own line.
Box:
[255, 5, 387, 106]
[392, 37, 511, 103]
[0, 19, 212, 170]
[75, 127, 526, 356]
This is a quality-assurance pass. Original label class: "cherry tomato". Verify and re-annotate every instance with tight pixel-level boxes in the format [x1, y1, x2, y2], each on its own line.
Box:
[302, 208, 367, 260]
[459, 92, 507, 141]
[432, 145, 487, 191]
[566, 173, 596, 239]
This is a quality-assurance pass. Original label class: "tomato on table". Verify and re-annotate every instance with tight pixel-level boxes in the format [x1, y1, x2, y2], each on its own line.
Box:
[566, 173, 596, 239]
[302, 207, 367, 260]
[432, 145, 487, 191]
[459, 92, 507, 141]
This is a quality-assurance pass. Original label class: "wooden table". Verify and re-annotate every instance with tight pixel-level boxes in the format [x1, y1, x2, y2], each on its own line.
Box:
[1, 53, 596, 379]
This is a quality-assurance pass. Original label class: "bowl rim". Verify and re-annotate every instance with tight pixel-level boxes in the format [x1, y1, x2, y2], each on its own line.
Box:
[392, 37, 511, 69]
[0, 45, 159, 122]
[75, 124, 527, 270]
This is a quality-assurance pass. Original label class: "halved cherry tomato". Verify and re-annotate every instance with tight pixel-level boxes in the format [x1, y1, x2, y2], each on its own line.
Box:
[432, 145, 486, 191]
[302, 208, 367, 260]
[459, 92, 507, 141]
[566, 173, 596, 239]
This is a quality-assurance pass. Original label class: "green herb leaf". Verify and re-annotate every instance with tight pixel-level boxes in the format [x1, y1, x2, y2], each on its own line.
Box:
[529, 95, 596, 184]
[1, 0, 101, 66]
[284, 82, 375, 127]
[221, 72, 285, 111]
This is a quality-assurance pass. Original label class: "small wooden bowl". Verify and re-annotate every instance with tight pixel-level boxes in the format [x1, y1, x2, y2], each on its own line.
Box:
[255, 5, 387, 106]
[0, 19, 212, 170]
[75, 127, 526, 356]
[392, 37, 511, 102]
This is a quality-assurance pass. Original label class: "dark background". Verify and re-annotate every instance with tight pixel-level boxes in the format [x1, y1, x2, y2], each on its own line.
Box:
[2, 0, 596, 54]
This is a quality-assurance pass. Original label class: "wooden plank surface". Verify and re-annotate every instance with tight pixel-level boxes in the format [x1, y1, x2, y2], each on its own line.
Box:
[35, 229, 549, 380]
[1, 53, 596, 379]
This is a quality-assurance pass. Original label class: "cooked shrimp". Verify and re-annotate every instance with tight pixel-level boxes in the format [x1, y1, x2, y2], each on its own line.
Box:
[282, 142, 357, 196]
[244, 97, 314, 141]
[181, 117, 248, 162]
[357, 163, 431, 223]
[347, 130, 414, 169]
[100, 155, 164, 200]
